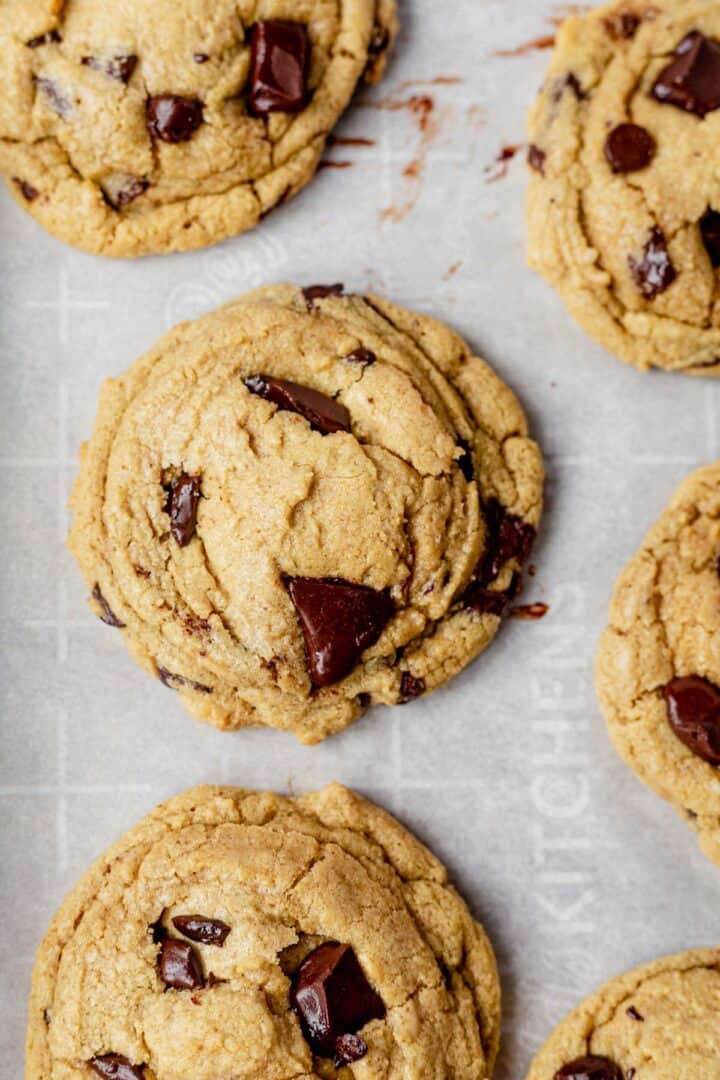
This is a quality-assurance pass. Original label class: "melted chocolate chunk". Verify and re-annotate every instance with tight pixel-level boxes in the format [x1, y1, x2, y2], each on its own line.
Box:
[244, 375, 350, 435]
[626, 1005, 644, 1021]
[652, 31, 720, 118]
[291, 942, 385, 1058]
[103, 175, 149, 210]
[193, 52, 209, 63]
[248, 20, 309, 116]
[146, 95, 204, 142]
[172, 915, 231, 946]
[150, 918, 168, 944]
[156, 666, 212, 694]
[604, 123, 656, 173]
[303, 283, 344, 308]
[89, 1055, 145, 1080]
[481, 499, 536, 583]
[344, 347, 376, 366]
[334, 1033, 369, 1067]
[158, 938, 204, 989]
[700, 209, 720, 266]
[82, 54, 137, 83]
[369, 24, 391, 57]
[399, 672, 426, 702]
[92, 585, 125, 628]
[528, 144, 546, 174]
[456, 438, 474, 482]
[628, 226, 677, 300]
[603, 12, 641, 40]
[27, 30, 61, 47]
[287, 578, 394, 687]
[462, 583, 510, 617]
[555, 1058, 623, 1080]
[35, 77, 71, 117]
[663, 675, 720, 766]
[166, 474, 201, 546]
[13, 178, 39, 201]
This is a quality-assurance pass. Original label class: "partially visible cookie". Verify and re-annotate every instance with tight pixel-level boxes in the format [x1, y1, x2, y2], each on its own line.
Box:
[25, 783, 501, 1080]
[68, 283, 544, 743]
[525, 948, 720, 1079]
[0, 0, 397, 257]
[596, 463, 720, 866]
[527, 0, 720, 374]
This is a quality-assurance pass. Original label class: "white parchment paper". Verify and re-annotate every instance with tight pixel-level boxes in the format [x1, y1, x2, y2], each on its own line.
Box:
[2, 2, 719, 1077]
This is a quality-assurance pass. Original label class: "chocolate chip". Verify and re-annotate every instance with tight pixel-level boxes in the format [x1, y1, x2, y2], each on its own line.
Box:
[92, 584, 125, 628]
[35, 77, 71, 117]
[481, 499, 536, 583]
[652, 31, 720, 118]
[663, 675, 720, 766]
[89, 1055, 146, 1080]
[147, 95, 204, 142]
[462, 583, 510, 617]
[604, 123, 656, 172]
[13, 178, 39, 201]
[248, 20, 309, 116]
[302, 283, 344, 308]
[399, 672, 425, 702]
[528, 144, 546, 174]
[554, 1058, 623, 1080]
[172, 915, 230, 946]
[457, 438, 474, 482]
[156, 666, 212, 694]
[193, 52, 209, 63]
[344, 348, 376, 366]
[82, 54, 137, 83]
[626, 1005, 644, 1021]
[700, 209, 720, 266]
[244, 375, 350, 435]
[102, 175, 149, 210]
[158, 938, 204, 990]
[150, 918, 167, 944]
[552, 73, 585, 102]
[603, 13, 641, 40]
[334, 1033, 369, 1067]
[628, 226, 677, 300]
[27, 30, 61, 47]
[287, 578, 394, 687]
[290, 942, 385, 1058]
[166, 474, 201, 546]
[369, 24, 390, 56]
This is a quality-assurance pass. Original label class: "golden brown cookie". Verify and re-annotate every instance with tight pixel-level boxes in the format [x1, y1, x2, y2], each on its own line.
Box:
[26, 783, 501, 1080]
[68, 283, 544, 743]
[0, 0, 397, 256]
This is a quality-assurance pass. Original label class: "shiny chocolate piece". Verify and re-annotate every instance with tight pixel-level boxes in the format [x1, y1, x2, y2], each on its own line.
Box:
[89, 1055, 145, 1080]
[652, 31, 720, 118]
[555, 1058, 623, 1080]
[399, 672, 425, 702]
[82, 54, 137, 83]
[146, 95, 203, 142]
[528, 144, 546, 174]
[248, 21, 309, 115]
[172, 915, 231, 946]
[166, 474, 201, 547]
[700, 209, 720, 266]
[604, 123, 656, 172]
[244, 375, 350, 435]
[663, 675, 720, 765]
[158, 938, 204, 989]
[92, 584, 125, 628]
[303, 283, 344, 308]
[628, 226, 676, 300]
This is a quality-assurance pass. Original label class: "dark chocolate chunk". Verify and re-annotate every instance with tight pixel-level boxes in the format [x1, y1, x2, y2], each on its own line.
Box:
[369, 24, 390, 57]
[158, 938, 204, 990]
[652, 30, 720, 118]
[193, 52, 209, 63]
[244, 375, 350, 435]
[302, 283, 344, 309]
[462, 583, 510, 617]
[554, 1058, 623, 1080]
[150, 918, 168, 944]
[35, 77, 71, 117]
[287, 578, 394, 687]
[700, 209, 720, 266]
[481, 499, 536, 583]
[13, 178, 39, 201]
[456, 438, 474, 482]
[604, 123, 656, 172]
[146, 95, 204, 142]
[603, 12, 641, 40]
[399, 672, 425, 702]
[172, 915, 231, 947]
[166, 474, 201, 546]
[156, 666, 212, 694]
[92, 585, 125, 628]
[82, 54, 137, 83]
[626, 1005, 644, 1021]
[344, 348, 376, 366]
[528, 144, 546, 174]
[103, 175, 149, 210]
[628, 226, 676, 300]
[334, 1033, 369, 1067]
[552, 73, 585, 102]
[663, 675, 720, 766]
[290, 942, 385, 1057]
[27, 30, 61, 47]
[89, 1055, 146, 1080]
[248, 20, 309, 116]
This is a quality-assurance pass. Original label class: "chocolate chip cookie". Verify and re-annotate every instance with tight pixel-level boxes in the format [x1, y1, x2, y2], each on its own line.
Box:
[0, 0, 396, 256]
[68, 283, 544, 743]
[527, 1, 720, 374]
[525, 948, 720, 1079]
[25, 783, 501, 1079]
[596, 463, 720, 866]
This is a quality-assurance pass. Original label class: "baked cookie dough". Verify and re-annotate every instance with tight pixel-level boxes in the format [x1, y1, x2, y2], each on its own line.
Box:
[596, 463, 720, 867]
[527, 0, 720, 374]
[68, 283, 544, 743]
[525, 948, 720, 1079]
[25, 783, 501, 1079]
[0, 0, 397, 257]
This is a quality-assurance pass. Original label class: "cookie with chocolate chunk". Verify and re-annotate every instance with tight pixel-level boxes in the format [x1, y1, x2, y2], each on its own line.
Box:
[596, 463, 720, 867]
[0, 0, 397, 256]
[26, 784, 501, 1079]
[68, 283, 544, 743]
[527, 0, 720, 374]
[525, 948, 720, 1079]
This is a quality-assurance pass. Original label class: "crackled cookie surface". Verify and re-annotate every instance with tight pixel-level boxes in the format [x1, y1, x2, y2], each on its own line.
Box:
[26, 784, 501, 1080]
[68, 284, 543, 743]
[596, 463, 720, 866]
[0, 0, 396, 256]
[527, 0, 720, 374]
[525, 948, 720, 1079]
